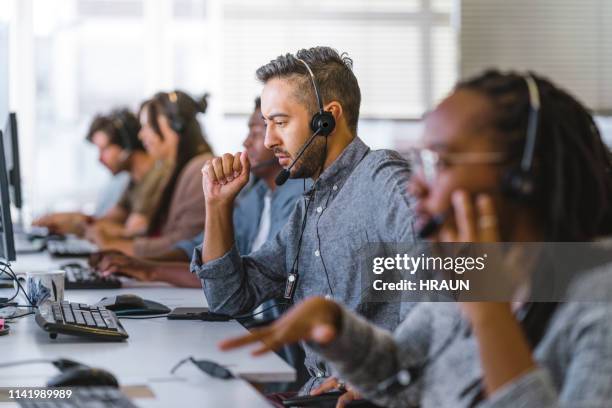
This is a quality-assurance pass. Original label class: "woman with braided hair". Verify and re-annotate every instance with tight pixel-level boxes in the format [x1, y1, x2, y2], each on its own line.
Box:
[219, 70, 612, 408]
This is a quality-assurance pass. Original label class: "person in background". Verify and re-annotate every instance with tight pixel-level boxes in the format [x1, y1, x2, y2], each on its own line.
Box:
[87, 91, 214, 258]
[220, 70, 612, 408]
[34, 109, 167, 238]
[90, 97, 305, 288]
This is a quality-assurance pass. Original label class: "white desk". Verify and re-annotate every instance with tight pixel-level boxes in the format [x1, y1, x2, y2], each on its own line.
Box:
[0, 377, 274, 407]
[0, 252, 295, 406]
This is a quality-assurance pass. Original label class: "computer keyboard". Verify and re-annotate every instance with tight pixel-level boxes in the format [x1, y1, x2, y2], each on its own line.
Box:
[15, 236, 46, 254]
[62, 264, 121, 290]
[47, 239, 98, 258]
[16, 387, 139, 408]
[23, 225, 52, 240]
[35, 301, 129, 341]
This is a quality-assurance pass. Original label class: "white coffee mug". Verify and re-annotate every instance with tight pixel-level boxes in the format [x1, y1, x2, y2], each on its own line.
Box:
[15, 270, 65, 306]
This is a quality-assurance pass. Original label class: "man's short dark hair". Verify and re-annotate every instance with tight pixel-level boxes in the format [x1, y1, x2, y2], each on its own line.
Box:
[254, 96, 261, 110]
[86, 109, 144, 151]
[256, 46, 361, 134]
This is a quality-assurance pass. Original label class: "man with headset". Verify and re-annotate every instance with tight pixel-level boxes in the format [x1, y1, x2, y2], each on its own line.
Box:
[34, 109, 169, 239]
[193, 46, 416, 403]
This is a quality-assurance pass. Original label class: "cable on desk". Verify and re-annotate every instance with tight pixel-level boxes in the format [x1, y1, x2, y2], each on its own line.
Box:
[0, 359, 56, 369]
[117, 303, 291, 321]
[0, 358, 87, 370]
[0, 262, 20, 305]
[1, 303, 36, 309]
[117, 314, 170, 320]
[233, 302, 290, 320]
[5, 311, 35, 321]
[0, 261, 37, 308]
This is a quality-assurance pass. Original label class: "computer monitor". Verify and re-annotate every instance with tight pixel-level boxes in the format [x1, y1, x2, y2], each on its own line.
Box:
[0, 129, 16, 262]
[0, 24, 8, 125]
[3, 113, 22, 209]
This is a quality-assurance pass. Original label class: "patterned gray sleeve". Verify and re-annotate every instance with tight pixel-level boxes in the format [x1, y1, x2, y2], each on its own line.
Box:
[477, 368, 557, 408]
[190, 240, 287, 315]
[477, 306, 612, 408]
[480, 265, 612, 408]
[315, 304, 434, 407]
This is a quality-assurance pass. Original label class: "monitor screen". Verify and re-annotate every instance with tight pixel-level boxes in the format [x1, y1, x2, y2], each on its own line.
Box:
[4, 113, 22, 208]
[0, 129, 16, 262]
[0, 24, 8, 126]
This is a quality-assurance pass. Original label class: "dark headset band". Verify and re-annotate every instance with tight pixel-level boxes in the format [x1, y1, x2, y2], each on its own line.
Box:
[521, 74, 540, 173]
[296, 58, 325, 114]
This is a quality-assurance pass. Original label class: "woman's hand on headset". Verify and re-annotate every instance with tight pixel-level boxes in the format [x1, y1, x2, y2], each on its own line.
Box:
[442, 192, 524, 365]
[218, 296, 341, 355]
[439, 190, 500, 243]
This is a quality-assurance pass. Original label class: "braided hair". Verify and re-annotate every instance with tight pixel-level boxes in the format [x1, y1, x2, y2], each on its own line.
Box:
[456, 72, 612, 407]
[457, 70, 612, 241]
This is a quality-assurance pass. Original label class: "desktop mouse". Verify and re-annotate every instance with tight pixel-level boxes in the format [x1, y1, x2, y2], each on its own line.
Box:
[96, 294, 171, 316]
[98, 294, 146, 311]
[47, 366, 119, 388]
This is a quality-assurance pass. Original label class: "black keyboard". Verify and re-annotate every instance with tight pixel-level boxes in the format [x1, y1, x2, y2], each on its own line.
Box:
[35, 301, 129, 341]
[62, 264, 121, 290]
[47, 240, 98, 258]
[16, 387, 139, 408]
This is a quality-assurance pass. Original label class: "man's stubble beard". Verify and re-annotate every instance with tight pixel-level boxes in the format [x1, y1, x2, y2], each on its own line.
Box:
[290, 136, 327, 179]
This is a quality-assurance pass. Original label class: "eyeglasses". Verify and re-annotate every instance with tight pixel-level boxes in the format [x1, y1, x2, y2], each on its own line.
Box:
[170, 356, 234, 379]
[408, 148, 508, 184]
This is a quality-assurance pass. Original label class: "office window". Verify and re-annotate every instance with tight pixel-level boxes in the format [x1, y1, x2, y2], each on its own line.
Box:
[76, 0, 144, 18]
[461, 0, 612, 114]
[28, 0, 150, 214]
[173, 0, 207, 19]
[6, 0, 458, 215]
[4, 0, 612, 216]
[220, 0, 456, 118]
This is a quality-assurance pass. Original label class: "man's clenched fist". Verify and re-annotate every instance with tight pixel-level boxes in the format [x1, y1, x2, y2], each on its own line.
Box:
[202, 151, 251, 206]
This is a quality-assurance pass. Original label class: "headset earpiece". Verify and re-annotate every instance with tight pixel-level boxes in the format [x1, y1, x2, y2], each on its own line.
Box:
[502, 168, 536, 200]
[171, 118, 184, 134]
[311, 111, 336, 136]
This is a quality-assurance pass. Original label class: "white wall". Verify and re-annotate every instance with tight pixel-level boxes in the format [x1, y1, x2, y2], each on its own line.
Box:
[0, 24, 8, 123]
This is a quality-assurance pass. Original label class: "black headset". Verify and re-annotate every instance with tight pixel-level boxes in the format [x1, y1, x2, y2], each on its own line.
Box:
[296, 58, 336, 137]
[166, 91, 186, 134]
[502, 74, 541, 201]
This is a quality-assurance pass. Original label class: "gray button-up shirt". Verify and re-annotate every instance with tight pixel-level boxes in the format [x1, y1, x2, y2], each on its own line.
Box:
[191, 137, 416, 392]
